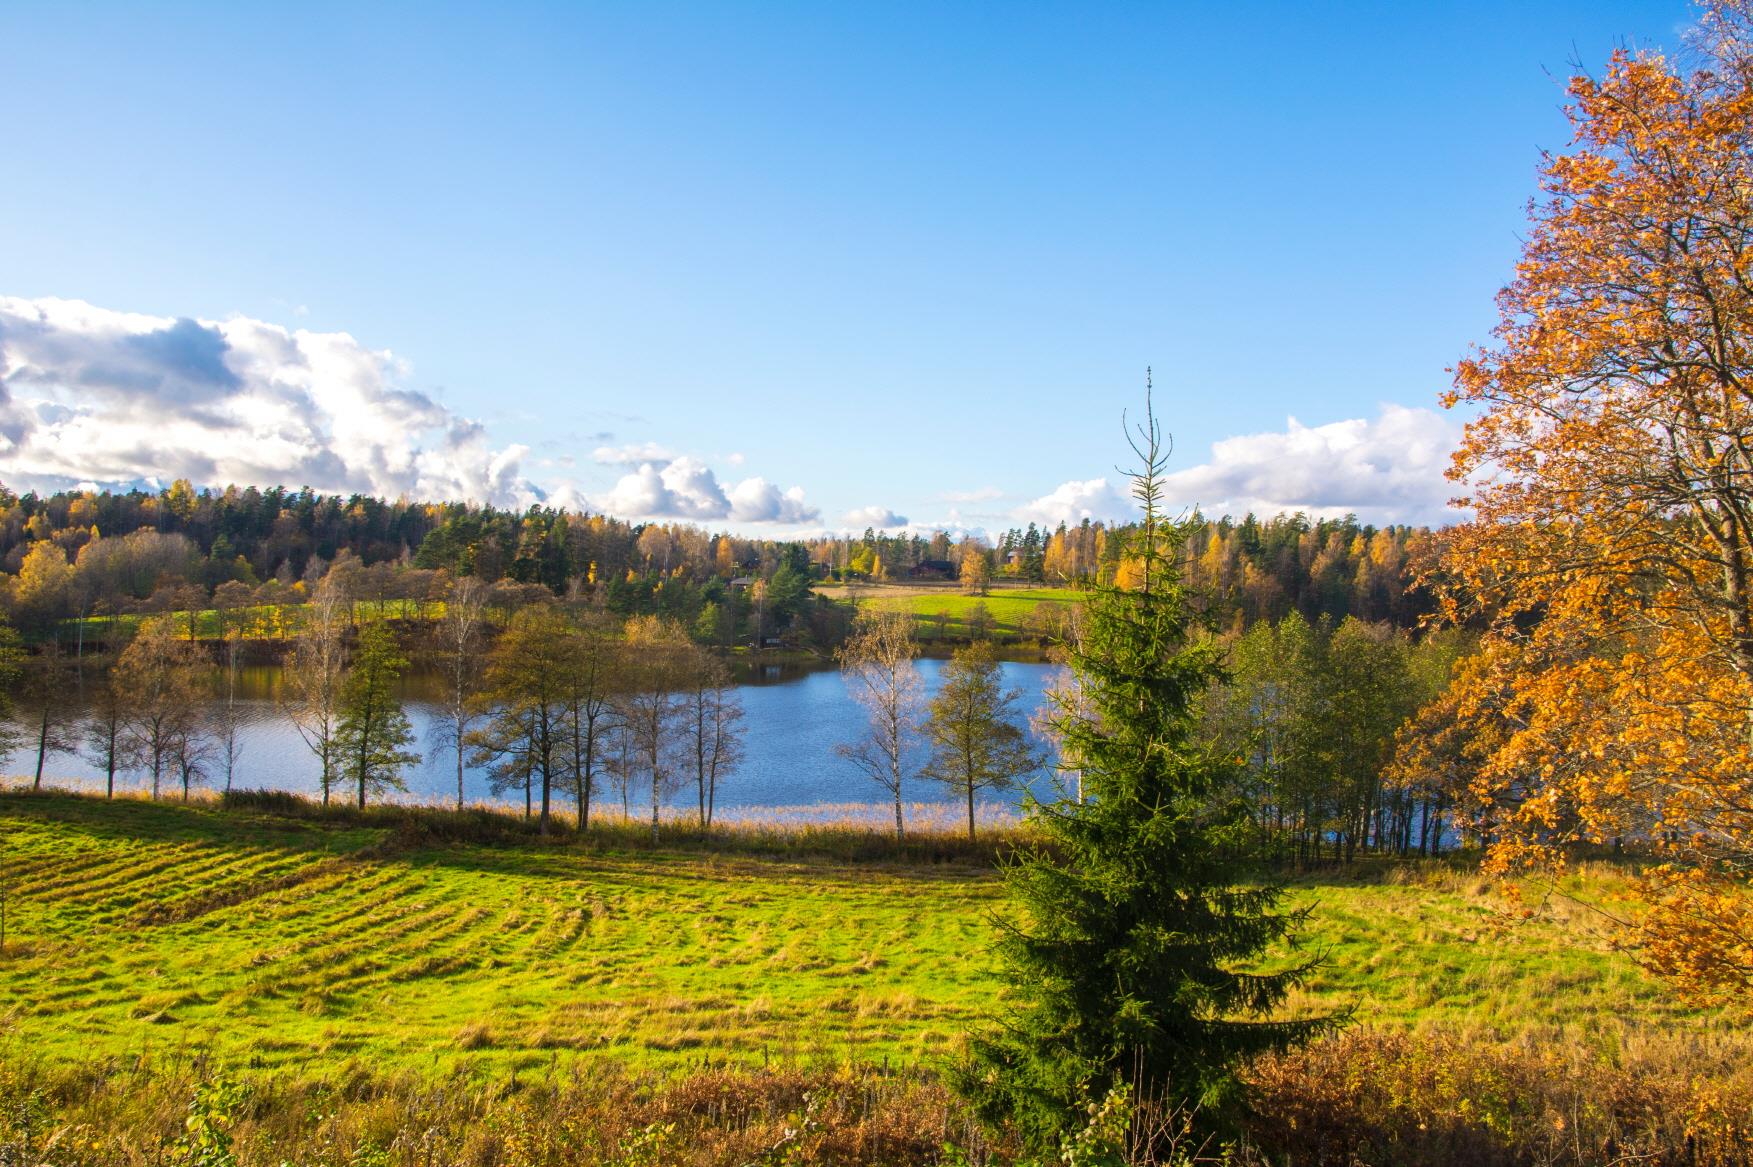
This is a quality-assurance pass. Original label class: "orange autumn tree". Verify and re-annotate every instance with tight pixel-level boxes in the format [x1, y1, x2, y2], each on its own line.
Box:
[1432, 0, 1753, 998]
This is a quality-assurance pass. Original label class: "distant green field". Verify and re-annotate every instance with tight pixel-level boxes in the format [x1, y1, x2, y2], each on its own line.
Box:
[59, 599, 431, 644]
[822, 584, 1084, 640]
[0, 794, 1721, 1079]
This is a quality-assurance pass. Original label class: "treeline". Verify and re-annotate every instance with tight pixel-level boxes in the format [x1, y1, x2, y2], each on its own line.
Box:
[0, 482, 1438, 642]
[1200, 613, 1474, 862]
[817, 515, 1434, 631]
[0, 585, 1048, 843]
[0, 490, 847, 652]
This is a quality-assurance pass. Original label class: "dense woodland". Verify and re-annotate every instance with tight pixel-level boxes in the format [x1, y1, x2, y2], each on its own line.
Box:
[0, 481, 1436, 641]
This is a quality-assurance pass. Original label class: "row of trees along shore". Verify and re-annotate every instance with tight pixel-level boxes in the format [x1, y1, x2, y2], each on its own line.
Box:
[0, 587, 756, 835]
[0, 479, 1439, 642]
[0, 566, 1469, 856]
[0, 579, 1085, 841]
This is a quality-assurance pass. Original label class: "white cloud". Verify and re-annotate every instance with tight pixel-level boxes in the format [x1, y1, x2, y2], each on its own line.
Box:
[0, 294, 824, 527]
[590, 458, 820, 526]
[727, 477, 818, 524]
[1160, 404, 1463, 526]
[1013, 406, 1464, 529]
[593, 456, 730, 521]
[0, 295, 538, 506]
[1013, 478, 1130, 526]
[842, 505, 908, 529]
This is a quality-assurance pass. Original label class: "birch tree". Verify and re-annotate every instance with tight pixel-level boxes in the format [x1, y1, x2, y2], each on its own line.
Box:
[920, 641, 1040, 840]
[618, 616, 690, 840]
[114, 618, 205, 799]
[681, 650, 744, 828]
[288, 578, 349, 805]
[835, 609, 924, 838]
[432, 575, 490, 810]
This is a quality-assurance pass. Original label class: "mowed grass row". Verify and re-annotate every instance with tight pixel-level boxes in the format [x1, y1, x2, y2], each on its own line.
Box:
[0, 793, 1730, 1079]
[0, 794, 999, 1073]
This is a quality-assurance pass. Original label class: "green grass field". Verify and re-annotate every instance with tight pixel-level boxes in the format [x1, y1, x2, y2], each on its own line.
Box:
[0, 792, 1724, 1080]
[821, 583, 1083, 641]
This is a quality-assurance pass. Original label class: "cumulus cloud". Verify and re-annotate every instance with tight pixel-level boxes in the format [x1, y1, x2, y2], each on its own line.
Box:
[728, 478, 817, 524]
[842, 505, 908, 529]
[1161, 404, 1463, 526]
[0, 295, 823, 526]
[592, 456, 725, 520]
[589, 457, 821, 525]
[1013, 477, 1130, 526]
[1014, 406, 1465, 528]
[0, 295, 536, 506]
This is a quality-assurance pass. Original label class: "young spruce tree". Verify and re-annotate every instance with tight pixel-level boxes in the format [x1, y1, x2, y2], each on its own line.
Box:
[963, 389, 1336, 1151]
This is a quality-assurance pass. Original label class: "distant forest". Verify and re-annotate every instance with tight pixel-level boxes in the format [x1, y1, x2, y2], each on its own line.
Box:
[0, 480, 1439, 640]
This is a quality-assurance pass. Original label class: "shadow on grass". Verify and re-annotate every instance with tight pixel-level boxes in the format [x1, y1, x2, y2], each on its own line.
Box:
[0, 787, 1024, 885]
[0, 787, 382, 858]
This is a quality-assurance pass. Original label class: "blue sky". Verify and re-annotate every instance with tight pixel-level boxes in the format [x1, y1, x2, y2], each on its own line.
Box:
[0, 1, 1699, 534]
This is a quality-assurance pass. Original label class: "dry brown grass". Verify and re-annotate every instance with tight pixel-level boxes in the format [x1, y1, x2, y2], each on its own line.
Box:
[5, 1027, 1751, 1165]
[1244, 1024, 1753, 1167]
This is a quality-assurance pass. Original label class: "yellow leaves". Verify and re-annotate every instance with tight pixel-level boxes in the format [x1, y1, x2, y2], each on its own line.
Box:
[1425, 5, 1753, 1001]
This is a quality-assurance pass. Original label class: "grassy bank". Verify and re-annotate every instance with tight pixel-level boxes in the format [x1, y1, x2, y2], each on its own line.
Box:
[0, 792, 1001, 1074]
[1, 791, 1748, 1163]
[0, 791, 1731, 1070]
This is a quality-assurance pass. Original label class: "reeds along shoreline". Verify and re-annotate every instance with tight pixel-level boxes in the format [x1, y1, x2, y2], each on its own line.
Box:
[0, 783, 1035, 865]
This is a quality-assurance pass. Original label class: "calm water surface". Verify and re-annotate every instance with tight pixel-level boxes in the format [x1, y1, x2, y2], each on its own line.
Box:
[6, 658, 1063, 816]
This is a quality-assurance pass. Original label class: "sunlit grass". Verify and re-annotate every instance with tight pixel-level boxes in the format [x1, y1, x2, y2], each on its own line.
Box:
[820, 583, 1082, 640]
[0, 791, 1726, 1083]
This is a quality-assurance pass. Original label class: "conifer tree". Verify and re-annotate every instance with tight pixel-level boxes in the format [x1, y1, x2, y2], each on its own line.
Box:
[962, 388, 1336, 1151]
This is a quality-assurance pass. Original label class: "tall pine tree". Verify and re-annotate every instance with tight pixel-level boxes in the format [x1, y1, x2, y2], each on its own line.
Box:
[962, 386, 1337, 1151]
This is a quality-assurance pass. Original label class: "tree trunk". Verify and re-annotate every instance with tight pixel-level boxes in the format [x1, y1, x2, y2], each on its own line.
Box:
[456, 714, 466, 811]
[356, 707, 372, 809]
[539, 756, 551, 834]
[33, 707, 49, 791]
[966, 783, 976, 841]
[578, 722, 595, 832]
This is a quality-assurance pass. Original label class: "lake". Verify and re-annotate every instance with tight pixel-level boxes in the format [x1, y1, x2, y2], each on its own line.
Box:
[4, 657, 1065, 821]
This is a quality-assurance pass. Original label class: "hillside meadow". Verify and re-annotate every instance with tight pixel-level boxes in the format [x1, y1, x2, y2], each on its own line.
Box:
[819, 582, 1082, 643]
[1, 789, 1749, 1165]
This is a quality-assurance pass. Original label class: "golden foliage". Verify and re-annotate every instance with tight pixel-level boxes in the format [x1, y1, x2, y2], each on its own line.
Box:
[1431, 3, 1753, 999]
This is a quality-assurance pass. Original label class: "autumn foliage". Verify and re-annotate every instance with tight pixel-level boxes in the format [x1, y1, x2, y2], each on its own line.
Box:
[1425, 2, 1753, 998]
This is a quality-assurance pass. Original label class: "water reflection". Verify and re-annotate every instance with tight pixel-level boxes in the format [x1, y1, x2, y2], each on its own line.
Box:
[5, 658, 1062, 814]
